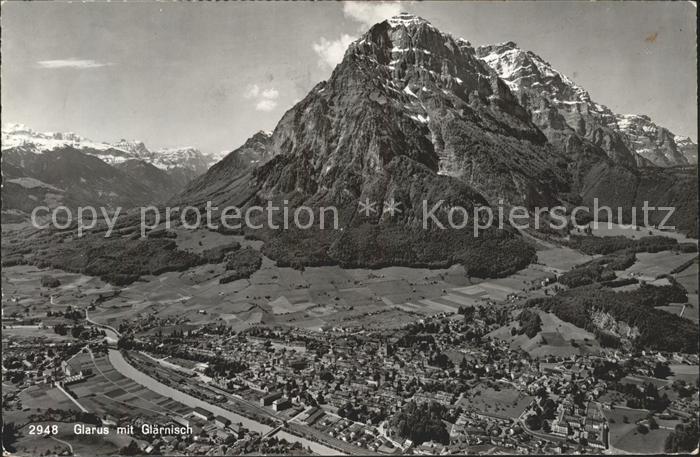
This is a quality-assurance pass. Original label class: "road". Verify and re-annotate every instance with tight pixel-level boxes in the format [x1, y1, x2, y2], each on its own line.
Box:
[106, 349, 343, 455]
[49, 435, 74, 455]
[85, 310, 120, 342]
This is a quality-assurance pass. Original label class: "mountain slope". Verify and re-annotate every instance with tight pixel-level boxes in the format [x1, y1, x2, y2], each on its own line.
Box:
[179, 13, 569, 274]
[185, 15, 571, 209]
[476, 42, 697, 235]
[180, 130, 273, 207]
[1, 147, 178, 216]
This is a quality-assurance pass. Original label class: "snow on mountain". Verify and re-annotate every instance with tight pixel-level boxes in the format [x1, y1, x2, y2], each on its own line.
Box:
[675, 136, 698, 165]
[180, 12, 697, 243]
[1, 123, 219, 173]
[614, 114, 697, 167]
[475, 42, 696, 168]
[475, 42, 636, 167]
[476, 42, 610, 115]
[111, 139, 151, 159]
[2, 122, 117, 154]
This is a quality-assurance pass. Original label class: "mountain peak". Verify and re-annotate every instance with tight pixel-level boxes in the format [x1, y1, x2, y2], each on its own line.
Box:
[490, 41, 519, 51]
[387, 12, 431, 28]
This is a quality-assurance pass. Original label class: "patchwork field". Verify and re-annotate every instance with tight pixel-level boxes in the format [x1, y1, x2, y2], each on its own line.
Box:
[1, 264, 118, 333]
[84, 258, 485, 332]
[4, 225, 694, 353]
[2, 326, 77, 342]
[20, 385, 76, 411]
[5, 354, 168, 457]
[75, 352, 193, 421]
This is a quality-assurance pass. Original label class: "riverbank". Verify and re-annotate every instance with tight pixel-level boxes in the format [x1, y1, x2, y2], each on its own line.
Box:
[107, 349, 344, 455]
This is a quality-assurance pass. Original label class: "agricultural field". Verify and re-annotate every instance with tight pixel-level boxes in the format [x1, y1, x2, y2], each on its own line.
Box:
[2, 326, 77, 343]
[668, 364, 700, 384]
[603, 407, 676, 455]
[2, 221, 602, 339]
[619, 251, 699, 281]
[4, 367, 156, 457]
[457, 385, 534, 419]
[1, 264, 117, 320]
[534, 246, 593, 272]
[590, 223, 698, 244]
[674, 261, 699, 293]
[75, 352, 193, 421]
[83, 256, 483, 333]
[487, 310, 600, 359]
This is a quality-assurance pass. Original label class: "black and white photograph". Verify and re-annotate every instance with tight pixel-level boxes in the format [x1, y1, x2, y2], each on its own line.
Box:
[1, 1, 698, 455]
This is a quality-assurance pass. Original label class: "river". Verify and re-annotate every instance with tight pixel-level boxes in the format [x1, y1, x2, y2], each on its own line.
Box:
[107, 349, 344, 455]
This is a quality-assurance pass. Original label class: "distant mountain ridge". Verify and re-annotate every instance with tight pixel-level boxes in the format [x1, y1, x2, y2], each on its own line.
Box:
[1, 124, 225, 221]
[2, 123, 223, 177]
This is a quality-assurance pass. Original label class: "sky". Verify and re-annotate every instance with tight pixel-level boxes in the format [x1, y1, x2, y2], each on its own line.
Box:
[1, 1, 696, 154]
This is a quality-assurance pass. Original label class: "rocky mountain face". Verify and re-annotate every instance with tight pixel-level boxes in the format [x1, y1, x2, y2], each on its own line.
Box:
[180, 15, 698, 267]
[185, 15, 574, 208]
[475, 41, 697, 235]
[615, 114, 697, 167]
[278, 15, 572, 208]
[475, 42, 697, 168]
[674, 136, 699, 165]
[179, 13, 590, 274]
[1, 147, 176, 222]
[180, 130, 273, 207]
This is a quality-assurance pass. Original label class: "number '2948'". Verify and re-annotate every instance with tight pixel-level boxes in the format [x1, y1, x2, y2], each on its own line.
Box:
[28, 424, 58, 435]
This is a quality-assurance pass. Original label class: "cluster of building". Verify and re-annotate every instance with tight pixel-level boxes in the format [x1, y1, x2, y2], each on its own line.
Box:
[122, 310, 644, 454]
[5, 296, 699, 455]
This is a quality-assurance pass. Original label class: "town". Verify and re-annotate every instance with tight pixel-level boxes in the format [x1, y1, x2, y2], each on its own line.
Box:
[4, 293, 698, 455]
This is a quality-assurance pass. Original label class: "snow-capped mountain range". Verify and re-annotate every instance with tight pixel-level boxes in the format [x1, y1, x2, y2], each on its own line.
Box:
[475, 41, 697, 167]
[2, 12, 695, 236]
[614, 114, 697, 167]
[1, 123, 224, 173]
[1, 123, 230, 217]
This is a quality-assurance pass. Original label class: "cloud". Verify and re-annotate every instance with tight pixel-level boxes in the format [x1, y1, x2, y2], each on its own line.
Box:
[343, 1, 402, 27]
[313, 34, 356, 68]
[36, 59, 113, 69]
[255, 99, 278, 112]
[244, 84, 280, 111]
[311, 2, 403, 69]
[261, 88, 279, 100]
[244, 84, 260, 99]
